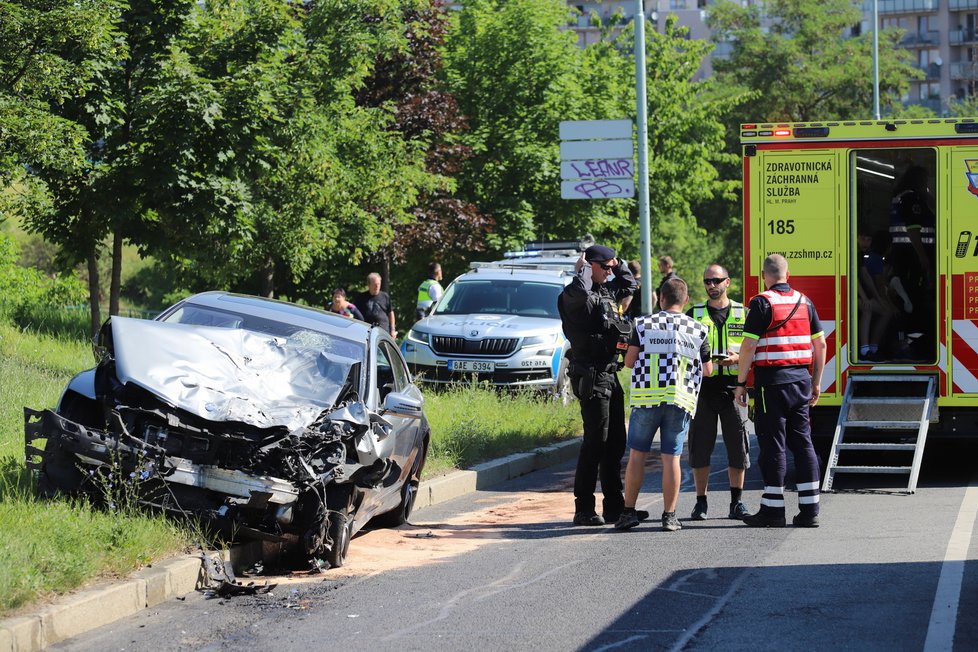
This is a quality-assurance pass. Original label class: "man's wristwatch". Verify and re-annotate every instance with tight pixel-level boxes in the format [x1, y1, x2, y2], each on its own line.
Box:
[735, 380, 747, 387]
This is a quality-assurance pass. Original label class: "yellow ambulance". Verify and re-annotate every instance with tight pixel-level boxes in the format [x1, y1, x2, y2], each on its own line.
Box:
[741, 119, 978, 452]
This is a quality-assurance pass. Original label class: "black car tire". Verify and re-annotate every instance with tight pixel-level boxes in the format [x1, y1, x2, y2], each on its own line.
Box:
[326, 505, 353, 569]
[37, 437, 82, 499]
[36, 396, 100, 498]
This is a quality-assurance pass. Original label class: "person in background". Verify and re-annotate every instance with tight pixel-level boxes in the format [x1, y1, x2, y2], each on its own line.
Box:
[656, 255, 677, 298]
[558, 244, 642, 527]
[416, 262, 444, 321]
[615, 277, 712, 532]
[329, 288, 364, 320]
[354, 272, 396, 338]
[734, 254, 825, 528]
[686, 264, 750, 521]
[620, 260, 652, 319]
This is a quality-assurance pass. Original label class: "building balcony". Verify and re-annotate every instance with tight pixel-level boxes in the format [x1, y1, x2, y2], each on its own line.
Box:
[902, 31, 940, 46]
[951, 61, 978, 80]
[867, 0, 938, 12]
[950, 29, 978, 44]
[950, 0, 978, 11]
[914, 62, 942, 79]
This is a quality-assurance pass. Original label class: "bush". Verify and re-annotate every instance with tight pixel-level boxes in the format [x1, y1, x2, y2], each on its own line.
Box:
[0, 234, 88, 337]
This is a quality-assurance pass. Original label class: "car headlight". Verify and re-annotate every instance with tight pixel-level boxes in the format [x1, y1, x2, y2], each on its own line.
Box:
[407, 327, 430, 345]
[522, 334, 556, 348]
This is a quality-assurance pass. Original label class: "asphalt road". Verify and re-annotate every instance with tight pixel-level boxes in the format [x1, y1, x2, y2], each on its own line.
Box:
[49, 435, 978, 652]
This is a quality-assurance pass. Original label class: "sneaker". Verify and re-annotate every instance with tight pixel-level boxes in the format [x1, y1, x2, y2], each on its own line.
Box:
[690, 502, 708, 520]
[661, 512, 682, 532]
[743, 511, 787, 528]
[728, 501, 750, 520]
[614, 508, 640, 530]
[604, 509, 650, 523]
[573, 512, 605, 526]
[792, 513, 820, 528]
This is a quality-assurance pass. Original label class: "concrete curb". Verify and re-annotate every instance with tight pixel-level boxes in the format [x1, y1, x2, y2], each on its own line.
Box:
[0, 437, 581, 652]
[413, 438, 582, 511]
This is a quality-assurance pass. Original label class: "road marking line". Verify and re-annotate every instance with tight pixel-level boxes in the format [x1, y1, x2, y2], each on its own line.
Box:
[592, 634, 648, 651]
[924, 482, 978, 651]
[666, 567, 752, 652]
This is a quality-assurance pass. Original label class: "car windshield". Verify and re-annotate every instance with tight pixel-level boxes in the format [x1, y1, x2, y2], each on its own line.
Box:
[433, 280, 562, 319]
[158, 304, 365, 415]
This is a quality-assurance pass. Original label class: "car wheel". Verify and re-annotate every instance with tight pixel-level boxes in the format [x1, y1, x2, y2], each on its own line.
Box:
[36, 437, 83, 499]
[326, 505, 353, 569]
[35, 396, 100, 498]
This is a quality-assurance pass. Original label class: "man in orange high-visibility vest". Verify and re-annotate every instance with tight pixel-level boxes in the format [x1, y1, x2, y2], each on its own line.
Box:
[734, 254, 826, 528]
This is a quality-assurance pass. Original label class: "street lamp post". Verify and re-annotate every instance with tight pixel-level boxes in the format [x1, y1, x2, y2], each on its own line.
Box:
[873, 0, 881, 119]
[635, 0, 652, 313]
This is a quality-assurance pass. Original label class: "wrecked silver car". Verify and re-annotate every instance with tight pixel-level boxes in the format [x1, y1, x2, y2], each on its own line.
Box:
[25, 292, 429, 568]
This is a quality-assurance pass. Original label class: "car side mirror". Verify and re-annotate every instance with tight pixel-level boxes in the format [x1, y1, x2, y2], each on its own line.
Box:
[382, 391, 423, 419]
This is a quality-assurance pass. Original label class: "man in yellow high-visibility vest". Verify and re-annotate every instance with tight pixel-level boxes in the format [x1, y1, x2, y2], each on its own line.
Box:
[686, 264, 750, 521]
[416, 262, 444, 321]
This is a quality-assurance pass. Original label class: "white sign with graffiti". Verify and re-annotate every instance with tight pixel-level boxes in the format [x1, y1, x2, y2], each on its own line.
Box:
[559, 119, 635, 200]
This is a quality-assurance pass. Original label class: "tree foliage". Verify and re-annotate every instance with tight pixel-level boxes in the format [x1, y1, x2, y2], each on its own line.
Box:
[0, 0, 121, 181]
[2, 0, 833, 318]
[707, 0, 919, 122]
[444, 3, 740, 288]
[442, 0, 634, 251]
[141, 0, 447, 299]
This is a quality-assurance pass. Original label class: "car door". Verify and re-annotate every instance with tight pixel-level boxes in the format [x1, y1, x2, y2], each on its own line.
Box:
[367, 339, 421, 511]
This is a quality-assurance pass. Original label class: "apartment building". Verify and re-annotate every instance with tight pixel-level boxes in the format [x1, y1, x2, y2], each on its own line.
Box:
[869, 0, 978, 113]
[564, 1, 978, 114]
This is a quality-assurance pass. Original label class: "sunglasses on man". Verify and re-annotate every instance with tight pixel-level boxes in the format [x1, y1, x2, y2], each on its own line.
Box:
[592, 261, 615, 271]
[703, 277, 728, 286]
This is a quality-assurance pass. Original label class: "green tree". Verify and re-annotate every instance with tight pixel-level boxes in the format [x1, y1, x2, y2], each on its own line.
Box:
[706, 0, 919, 122]
[444, 3, 740, 288]
[442, 0, 633, 252]
[0, 0, 120, 183]
[141, 0, 445, 299]
[624, 16, 742, 285]
[694, 0, 922, 290]
[18, 0, 196, 334]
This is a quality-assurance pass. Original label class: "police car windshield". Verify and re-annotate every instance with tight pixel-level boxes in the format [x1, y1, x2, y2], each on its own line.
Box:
[433, 280, 562, 319]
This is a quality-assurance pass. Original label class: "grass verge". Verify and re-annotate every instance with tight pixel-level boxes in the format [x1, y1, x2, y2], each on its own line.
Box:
[0, 320, 190, 616]
[423, 381, 581, 477]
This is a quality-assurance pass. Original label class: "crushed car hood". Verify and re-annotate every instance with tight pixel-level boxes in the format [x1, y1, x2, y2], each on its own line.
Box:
[110, 317, 356, 431]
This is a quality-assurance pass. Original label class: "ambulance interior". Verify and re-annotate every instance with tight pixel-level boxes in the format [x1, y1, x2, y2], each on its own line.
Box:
[851, 149, 937, 364]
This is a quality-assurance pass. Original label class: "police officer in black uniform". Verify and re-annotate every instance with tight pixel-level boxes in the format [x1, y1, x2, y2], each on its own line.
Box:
[558, 244, 641, 526]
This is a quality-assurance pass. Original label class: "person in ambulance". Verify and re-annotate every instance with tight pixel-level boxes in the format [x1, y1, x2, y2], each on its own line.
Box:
[888, 165, 936, 361]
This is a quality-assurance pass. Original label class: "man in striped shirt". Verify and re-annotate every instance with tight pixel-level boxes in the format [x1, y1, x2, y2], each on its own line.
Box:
[734, 254, 826, 528]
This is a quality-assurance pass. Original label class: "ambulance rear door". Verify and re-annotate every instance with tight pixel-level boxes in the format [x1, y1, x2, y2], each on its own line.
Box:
[751, 147, 843, 403]
[947, 147, 978, 402]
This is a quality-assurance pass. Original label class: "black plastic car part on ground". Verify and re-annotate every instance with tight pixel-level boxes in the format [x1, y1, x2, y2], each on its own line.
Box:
[24, 292, 429, 568]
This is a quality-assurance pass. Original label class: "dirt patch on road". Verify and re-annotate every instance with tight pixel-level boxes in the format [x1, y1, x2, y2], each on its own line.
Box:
[250, 455, 664, 584]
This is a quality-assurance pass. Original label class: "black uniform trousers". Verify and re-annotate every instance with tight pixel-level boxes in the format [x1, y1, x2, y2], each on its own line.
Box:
[688, 379, 750, 470]
[753, 377, 821, 517]
[573, 371, 626, 517]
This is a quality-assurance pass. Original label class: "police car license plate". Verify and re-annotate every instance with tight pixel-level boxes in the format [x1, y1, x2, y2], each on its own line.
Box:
[449, 360, 495, 372]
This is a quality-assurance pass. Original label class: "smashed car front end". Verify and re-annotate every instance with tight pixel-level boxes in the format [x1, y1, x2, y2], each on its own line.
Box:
[25, 317, 399, 559]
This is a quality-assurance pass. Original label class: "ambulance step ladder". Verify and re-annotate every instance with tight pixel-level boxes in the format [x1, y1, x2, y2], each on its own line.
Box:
[821, 374, 935, 494]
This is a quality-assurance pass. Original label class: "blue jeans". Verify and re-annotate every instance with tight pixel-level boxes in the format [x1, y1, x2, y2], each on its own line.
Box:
[627, 404, 691, 455]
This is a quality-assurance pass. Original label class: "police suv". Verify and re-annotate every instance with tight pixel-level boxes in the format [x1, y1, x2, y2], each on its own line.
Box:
[401, 244, 580, 400]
